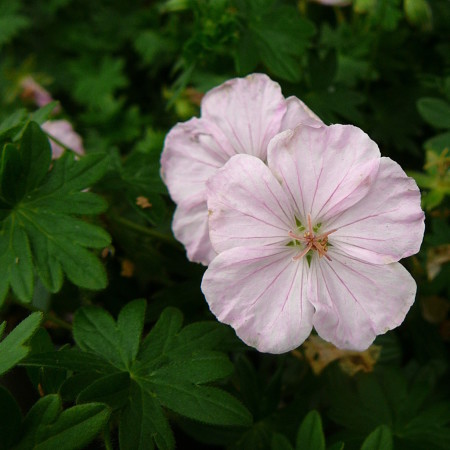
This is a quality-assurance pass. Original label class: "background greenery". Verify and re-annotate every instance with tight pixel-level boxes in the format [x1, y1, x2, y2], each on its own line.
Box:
[0, 0, 449, 449]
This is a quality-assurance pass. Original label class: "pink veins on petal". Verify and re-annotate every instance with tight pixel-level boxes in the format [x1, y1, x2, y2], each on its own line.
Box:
[203, 125, 425, 353]
[160, 73, 323, 265]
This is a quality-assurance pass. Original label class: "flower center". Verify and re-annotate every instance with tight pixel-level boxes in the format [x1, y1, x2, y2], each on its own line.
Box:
[288, 214, 337, 262]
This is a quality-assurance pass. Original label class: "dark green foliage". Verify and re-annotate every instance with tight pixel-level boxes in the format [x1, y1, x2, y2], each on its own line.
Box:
[0, 122, 110, 304]
[24, 301, 252, 450]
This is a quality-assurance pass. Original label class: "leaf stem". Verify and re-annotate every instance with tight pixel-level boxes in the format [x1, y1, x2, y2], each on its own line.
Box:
[110, 215, 180, 247]
[103, 424, 114, 450]
[19, 302, 72, 331]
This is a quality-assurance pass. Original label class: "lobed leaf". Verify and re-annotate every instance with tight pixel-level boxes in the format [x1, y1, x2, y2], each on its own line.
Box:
[0, 312, 43, 376]
[0, 122, 110, 303]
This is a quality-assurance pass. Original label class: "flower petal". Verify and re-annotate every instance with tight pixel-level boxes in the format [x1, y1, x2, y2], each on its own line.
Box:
[161, 117, 232, 206]
[309, 250, 416, 351]
[267, 125, 381, 226]
[201, 74, 287, 160]
[201, 246, 314, 353]
[207, 154, 295, 253]
[172, 198, 217, 265]
[326, 157, 425, 264]
[280, 96, 324, 130]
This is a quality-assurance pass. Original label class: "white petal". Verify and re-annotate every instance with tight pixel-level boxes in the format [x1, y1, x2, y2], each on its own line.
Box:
[201, 74, 287, 159]
[201, 246, 314, 353]
[309, 249, 416, 351]
[172, 198, 217, 265]
[327, 157, 425, 264]
[206, 154, 295, 253]
[161, 117, 231, 206]
[280, 96, 324, 130]
[267, 125, 381, 226]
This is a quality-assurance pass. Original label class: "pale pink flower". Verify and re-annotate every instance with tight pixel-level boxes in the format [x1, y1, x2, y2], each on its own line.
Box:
[160, 74, 322, 265]
[42, 120, 85, 159]
[20, 76, 61, 113]
[311, 0, 352, 6]
[202, 125, 425, 353]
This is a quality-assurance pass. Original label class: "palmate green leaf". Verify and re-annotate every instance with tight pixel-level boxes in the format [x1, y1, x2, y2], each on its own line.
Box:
[119, 381, 174, 450]
[73, 299, 146, 370]
[26, 303, 251, 450]
[241, 3, 315, 82]
[13, 394, 110, 450]
[0, 311, 42, 376]
[77, 372, 130, 410]
[23, 348, 116, 373]
[0, 122, 110, 305]
[145, 377, 251, 426]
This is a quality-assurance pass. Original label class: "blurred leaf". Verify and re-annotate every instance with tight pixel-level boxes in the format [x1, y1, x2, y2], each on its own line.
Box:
[71, 56, 128, 110]
[404, 0, 433, 31]
[134, 30, 175, 66]
[309, 50, 338, 91]
[0, 1, 30, 48]
[271, 432, 294, 450]
[296, 410, 326, 450]
[417, 98, 450, 129]
[424, 131, 450, 153]
[0, 312, 42, 376]
[360, 425, 393, 450]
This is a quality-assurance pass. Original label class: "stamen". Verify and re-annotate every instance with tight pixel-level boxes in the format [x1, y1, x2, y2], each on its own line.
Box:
[289, 213, 335, 263]
[292, 243, 313, 261]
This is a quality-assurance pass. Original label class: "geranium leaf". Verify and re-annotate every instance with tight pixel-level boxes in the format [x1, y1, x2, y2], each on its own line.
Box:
[144, 378, 252, 427]
[117, 299, 146, 364]
[0, 122, 110, 304]
[14, 394, 61, 450]
[77, 372, 131, 411]
[119, 381, 174, 450]
[23, 348, 115, 373]
[0, 311, 42, 376]
[27, 304, 251, 449]
[14, 394, 110, 450]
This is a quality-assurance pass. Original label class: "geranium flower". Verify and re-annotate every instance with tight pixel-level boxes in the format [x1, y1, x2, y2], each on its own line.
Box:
[202, 125, 425, 353]
[160, 74, 322, 265]
[311, 0, 352, 6]
[42, 120, 85, 159]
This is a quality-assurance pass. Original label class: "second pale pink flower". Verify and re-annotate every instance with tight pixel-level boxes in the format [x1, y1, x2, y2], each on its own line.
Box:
[160, 74, 322, 265]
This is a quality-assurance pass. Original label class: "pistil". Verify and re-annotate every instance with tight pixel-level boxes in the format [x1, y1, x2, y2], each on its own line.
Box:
[289, 214, 337, 262]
